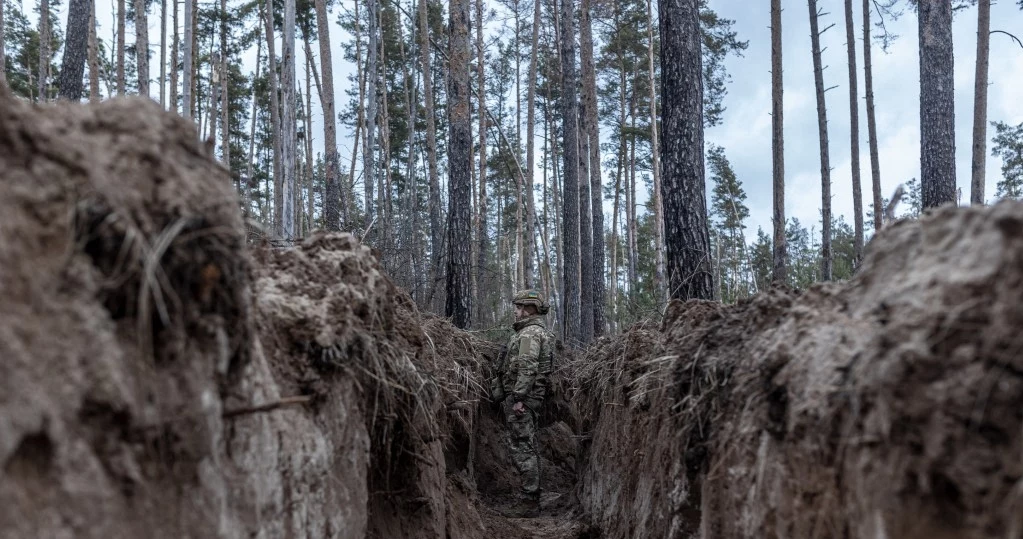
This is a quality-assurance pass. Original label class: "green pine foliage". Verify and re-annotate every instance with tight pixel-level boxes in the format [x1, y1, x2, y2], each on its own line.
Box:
[991, 121, 1023, 200]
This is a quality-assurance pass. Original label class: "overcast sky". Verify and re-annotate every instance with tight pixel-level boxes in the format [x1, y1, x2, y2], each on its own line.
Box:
[73, 0, 1023, 240]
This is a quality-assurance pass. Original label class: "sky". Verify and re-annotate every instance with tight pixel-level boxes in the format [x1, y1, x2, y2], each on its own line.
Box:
[46, 0, 1023, 241]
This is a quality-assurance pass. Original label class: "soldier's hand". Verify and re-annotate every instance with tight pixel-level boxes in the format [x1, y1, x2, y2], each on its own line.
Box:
[512, 401, 526, 416]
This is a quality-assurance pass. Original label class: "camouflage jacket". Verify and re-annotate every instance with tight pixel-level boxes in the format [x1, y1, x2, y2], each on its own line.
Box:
[493, 316, 555, 404]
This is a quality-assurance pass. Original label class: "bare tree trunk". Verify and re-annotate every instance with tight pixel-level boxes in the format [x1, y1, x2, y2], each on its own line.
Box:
[420, 0, 442, 305]
[39, 0, 51, 100]
[182, 0, 193, 117]
[659, 0, 712, 300]
[280, 0, 298, 239]
[159, 0, 166, 106]
[303, 51, 314, 231]
[560, 0, 581, 344]
[581, 0, 603, 336]
[0, 0, 6, 87]
[809, 0, 832, 282]
[314, 0, 341, 229]
[475, 0, 488, 310]
[89, 1, 100, 102]
[117, 0, 125, 94]
[844, 0, 863, 263]
[347, 0, 364, 226]
[169, 0, 178, 111]
[365, 0, 379, 230]
[136, 0, 150, 97]
[646, 0, 666, 303]
[220, 0, 229, 167]
[970, 0, 990, 205]
[919, 0, 956, 209]
[58, 0, 91, 100]
[628, 96, 638, 292]
[771, 0, 786, 283]
[189, 0, 198, 115]
[447, 0, 473, 329]
[577, 0, 594, 345]
[863, 0, 882, 231]
[245, 35, 261, 216]
[209, 53, 219, 152]
[524, 0, 540, 291]
[263, 0, 282, 226]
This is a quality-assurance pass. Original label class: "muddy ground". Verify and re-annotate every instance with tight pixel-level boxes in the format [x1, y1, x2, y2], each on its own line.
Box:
[2, 93, 1022, 538]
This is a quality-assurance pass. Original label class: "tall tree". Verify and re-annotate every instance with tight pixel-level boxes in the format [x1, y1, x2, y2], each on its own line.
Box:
[863, 0, 883, 230]
[117, 0, 125, 94]
[646, 0, 666, 302]
[0, 0, 6, 87]
[771, 0, 786, 283]
[136, 0, 149, 97]
[39, 0, 51, 100]
[218, 0, 228, 165]
[475, 0, 487, 312]
[263, 0, 282, 223]
[560, 0, 581, 343]
[182, 0, 193, 116]
[660, 0, 712, 300]
[280, 0, 297, 238]
[581, 0, 604, 335]
[419, 0, 442, 299]
[808, 0, 832, 281]
[991, 121, 1023, 200]
[919, 0, 956, 209]
[447, 0, 473, 328]
[314, 0, 340, 229]
[970, 0, 990, 204]
[578, 0, 595, 344]
[365, 0, 379, 230]
[170, 0, 178, 110]
[843, 0, 863, 263]
[89, 0, 100, 101]
[524, 0, 541, 293]
[159, 0, 166, 105]
[58, 0, 92, 100]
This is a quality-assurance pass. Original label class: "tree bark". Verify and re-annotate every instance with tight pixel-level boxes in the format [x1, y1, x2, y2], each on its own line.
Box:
[347, 0, 364, 225]
[863, 0, 882, 231]
[0, 0, 6, 87]
[169, 0, 178, 111]
[970, 0, 990, 205]
[524, 0, 540, 292]
[136, 0, 150, 97]
[159, 0, 166, 106]
[560, 0, 581, 344]
[581, 0, 604, 336]
[577, 0, 594, 344]
[245, 35, 261, 216]
[809, 0, 832, 282]
[182, 0, 193, 117]
[263, 0, 282, 226]
[475, 0, 488, 309]
[844, 0, 863, 263]
[365, 0, 379, 230]
[280, 0, 297, 239]
[219, 0, 229, 167]
[189, 0, 198, 115]
[419, 0, 442, 304]
[39, 0, 51, 100]
[58, 0, 92, 100]
[771, 0, 787, 283]
[117, 0, 125, 95]
[314, 0, 341, 229]
[447, 0, 473, 329]
[646, 0, 666, 303]
[659, 0, 712, 300]
[918, 0, 956, 209]
[89, 1, 100, 102]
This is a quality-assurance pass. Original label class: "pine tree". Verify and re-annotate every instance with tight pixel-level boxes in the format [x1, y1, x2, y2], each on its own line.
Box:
[58, 0, 91, 99]
[314, 0, 340, 229]
[919, 0, 956, 209]
[770, 0, 786, 283]
[971, 0, 990, 204]
[136, 0, 149, 97]
[808, 0, 832, 282]
[447, 0, 473, 328]
[844, 0, 864, 263]
[560, 0, 582, 342]
[991, 121, 1023, 200]
[708, 145, 750, 303]
[280, 0, 297, 239]
[863, 0, 884, 231]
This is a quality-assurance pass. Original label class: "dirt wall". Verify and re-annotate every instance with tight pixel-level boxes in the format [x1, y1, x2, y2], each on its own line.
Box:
[576, 202, 1023, 538]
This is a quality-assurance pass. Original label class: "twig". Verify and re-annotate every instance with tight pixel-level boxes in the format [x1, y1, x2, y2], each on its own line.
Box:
[222, 395, 313, 419]
[992, 30, 1023, 50]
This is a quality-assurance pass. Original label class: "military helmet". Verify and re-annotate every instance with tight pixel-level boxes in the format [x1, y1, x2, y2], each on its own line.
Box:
[512, 289, 549, 314]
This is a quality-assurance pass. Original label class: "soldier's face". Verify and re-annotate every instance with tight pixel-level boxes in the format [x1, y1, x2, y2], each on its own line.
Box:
[514, 304, 527, 320]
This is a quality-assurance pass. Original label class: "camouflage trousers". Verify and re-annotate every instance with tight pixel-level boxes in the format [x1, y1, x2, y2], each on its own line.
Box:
[502, 399, 541, 497]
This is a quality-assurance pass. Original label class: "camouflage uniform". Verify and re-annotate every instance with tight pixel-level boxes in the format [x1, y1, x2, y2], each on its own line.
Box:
[490, 290, 555, 505]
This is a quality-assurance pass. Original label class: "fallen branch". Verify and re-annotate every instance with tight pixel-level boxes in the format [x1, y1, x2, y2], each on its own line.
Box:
[222, 395, 313, 419]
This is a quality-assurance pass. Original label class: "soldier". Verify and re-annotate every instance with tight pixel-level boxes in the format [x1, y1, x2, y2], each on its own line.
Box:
[490, 289, 555, 518]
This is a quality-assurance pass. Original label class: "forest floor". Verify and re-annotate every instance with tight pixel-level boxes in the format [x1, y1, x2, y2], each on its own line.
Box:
[2, 91, 1023, 539]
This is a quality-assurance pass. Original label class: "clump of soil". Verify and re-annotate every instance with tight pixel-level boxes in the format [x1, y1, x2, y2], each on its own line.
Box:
[575, 202, 1023, 538]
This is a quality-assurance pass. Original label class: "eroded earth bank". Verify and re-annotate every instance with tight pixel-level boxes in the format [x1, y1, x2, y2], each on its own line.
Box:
[2, 94, 1022, 538]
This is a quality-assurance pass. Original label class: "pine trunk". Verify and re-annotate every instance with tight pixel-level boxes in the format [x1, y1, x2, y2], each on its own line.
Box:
[169, 0, 178, 111]
[659, 0, 712, 300]
[58, 0, 91, 100]
[577, 0, 594, 345]
[0, 0, 5, 87]
[365, 0, 379, 230]
[117, 0, 125, 94]
[219, 0, 229, 167]
[809, 0, 832, 282]
[159, 0, 166, 106]
[844, 0, 863, 263]
[314, 0, 340, 229]
[419, 0, 442, 303]
[263, 0, 282, 226]
[182, 0, 193, 117]
[189, 0, 198, 115]
[447, 0, 473, 329]
[970, 0, 990, 205]
[245, 36, 261, 216]
[863, 0, 882, 230]
[627, 104, 638, 291]
[475, 0, 488, 309]
[646, 0, 666, 303]
[39, 0, 50, 100]
[581, 0, 604, 336]
[348, 0, 364, 225]
[136, 0, 149, 97]
[524, 0, 540, 292]
[560, 0, 581, 344]
[89, 1, 100, 102]
[280, 0, 297, 239]
[918, 0, 956, 209]
[771, 0, 786, 283]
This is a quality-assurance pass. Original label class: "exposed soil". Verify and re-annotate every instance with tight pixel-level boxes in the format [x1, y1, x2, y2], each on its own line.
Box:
[2, 90, 1023, 539]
